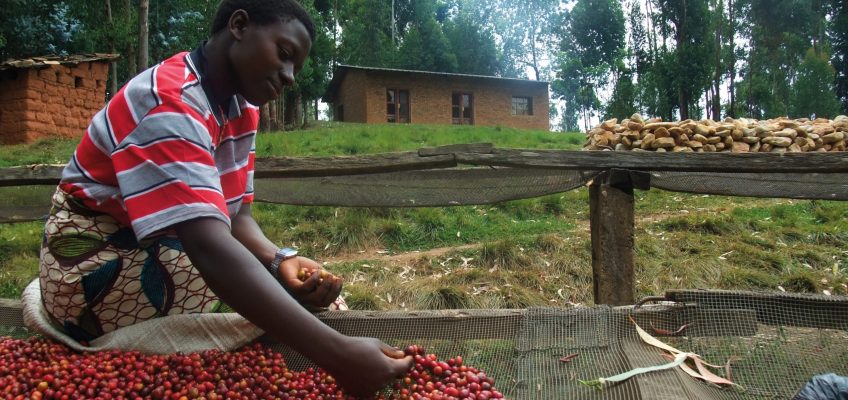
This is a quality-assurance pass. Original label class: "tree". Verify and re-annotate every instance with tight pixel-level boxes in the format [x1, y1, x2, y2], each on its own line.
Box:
[654, 0, 714, 120]
[555, 0, 624, 129]
[443, 12, 500, 75]
[138, 0, 150, 71]
[106, 0, 118, 97]
[285, 0, 335, 127]
[462, 0, 560, 79]
[790, 49, 841, 118]
[605, 66, 637, 120]
[0, 0, 82, 60]
[396, 2, 458, 72]
[338, 0, 395, 67]
[739, 0, 816, 118]
[830, 0, 848, 113]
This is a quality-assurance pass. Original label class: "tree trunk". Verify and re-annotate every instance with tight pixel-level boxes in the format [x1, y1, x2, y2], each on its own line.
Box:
[646, 0, 658, 62]
[674, 2, 689, 120]
[301, 97, 309, 128]
[138, 0, 150, 71]
[529, 22, 541, 81]
[728, 0, 736, 118]
[711, 0, 723, 121]
[260, 103, 271, 132]
[124, 0, 136, 77]
[678, 88, 689, 120]
[314, 99, 319, 121]
[284, 92, 300, 128]
[268, 99, 278, 131]
[276, 94, 288, 131]
[106, 0, 118, 98]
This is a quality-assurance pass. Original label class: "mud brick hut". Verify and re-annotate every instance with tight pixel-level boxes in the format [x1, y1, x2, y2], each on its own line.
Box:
[323, 65, 550, 130]
[0, 54, 118, 144]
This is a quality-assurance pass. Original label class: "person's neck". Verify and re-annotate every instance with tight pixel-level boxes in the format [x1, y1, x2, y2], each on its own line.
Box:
[203, 36, 237, 106]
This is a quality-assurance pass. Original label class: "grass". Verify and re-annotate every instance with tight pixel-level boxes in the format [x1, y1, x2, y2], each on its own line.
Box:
[256, 121, 584, 156]
[0, 122, 847, 308]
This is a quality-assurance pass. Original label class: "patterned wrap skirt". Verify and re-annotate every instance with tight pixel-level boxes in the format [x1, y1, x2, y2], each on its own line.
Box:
[39, 188, 224, 343]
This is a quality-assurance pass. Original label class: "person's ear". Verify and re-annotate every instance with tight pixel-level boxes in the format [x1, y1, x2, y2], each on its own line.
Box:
[228, 9, 250, 41]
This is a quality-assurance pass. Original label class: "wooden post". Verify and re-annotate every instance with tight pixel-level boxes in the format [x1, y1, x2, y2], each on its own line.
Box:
[590, 169, 637, 306]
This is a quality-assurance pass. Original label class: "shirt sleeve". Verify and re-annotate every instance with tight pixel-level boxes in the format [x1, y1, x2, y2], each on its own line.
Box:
[111, 102, 229, 240]
[243, 134, 256, 205]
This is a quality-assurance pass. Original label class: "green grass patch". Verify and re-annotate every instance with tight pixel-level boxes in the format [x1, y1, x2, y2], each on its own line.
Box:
[0, 221, 43, 298]
[256, 122, 583, 157]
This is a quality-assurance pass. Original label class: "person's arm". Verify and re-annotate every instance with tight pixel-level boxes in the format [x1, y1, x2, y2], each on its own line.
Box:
[230, 203, 342, 307]
[175, 217, 411, 397]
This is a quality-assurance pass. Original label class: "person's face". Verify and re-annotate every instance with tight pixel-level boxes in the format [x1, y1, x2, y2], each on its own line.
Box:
[228, 13, 312, 106]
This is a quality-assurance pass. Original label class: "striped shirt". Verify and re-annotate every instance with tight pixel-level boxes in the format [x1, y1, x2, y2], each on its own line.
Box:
[60, 44, 258, 240]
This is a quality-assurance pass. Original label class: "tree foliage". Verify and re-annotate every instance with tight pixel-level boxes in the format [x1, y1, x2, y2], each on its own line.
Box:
[791, 49, 841, 118]
[2, 0, 846, 131]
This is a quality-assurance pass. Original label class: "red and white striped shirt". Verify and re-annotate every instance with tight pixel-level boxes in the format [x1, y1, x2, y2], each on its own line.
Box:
[60, 45, 258, 239]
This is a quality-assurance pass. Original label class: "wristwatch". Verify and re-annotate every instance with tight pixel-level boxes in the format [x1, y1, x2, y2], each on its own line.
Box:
[268, 247, 298, 277]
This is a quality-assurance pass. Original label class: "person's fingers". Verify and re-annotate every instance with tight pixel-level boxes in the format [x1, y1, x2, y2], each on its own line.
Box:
[328, 276, 343, 303]
[301, 271, 322, 291]
[312, 274, 337, 307]
[378, 342, 406, 359]
[278, 259, 305, 287]
[390, 355, 414, 376]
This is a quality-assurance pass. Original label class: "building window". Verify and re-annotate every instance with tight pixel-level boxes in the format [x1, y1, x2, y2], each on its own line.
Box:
[512, 96, 533, 115]
[336, 105, 344, 122]
[452, 92, 473, 125]
[387, 89, 410, 123]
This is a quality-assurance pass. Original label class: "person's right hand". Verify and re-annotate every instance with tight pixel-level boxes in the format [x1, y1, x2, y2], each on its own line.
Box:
[325, 336, 413, 398]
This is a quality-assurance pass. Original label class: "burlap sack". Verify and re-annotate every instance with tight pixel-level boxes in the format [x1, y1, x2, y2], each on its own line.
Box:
[21, 279, 264, 354]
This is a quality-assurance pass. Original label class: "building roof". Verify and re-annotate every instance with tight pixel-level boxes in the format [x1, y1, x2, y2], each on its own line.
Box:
[0, 53, 120, 71]
[323, 64, 549, 102]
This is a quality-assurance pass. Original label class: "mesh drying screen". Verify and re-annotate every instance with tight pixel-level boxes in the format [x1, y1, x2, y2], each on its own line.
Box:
[0, 185, 54, 223]
[253, 290, 845, 400]
[649, 172, 848, 200]
[253, 168, 600, 207]
[1, 291, 847, 399]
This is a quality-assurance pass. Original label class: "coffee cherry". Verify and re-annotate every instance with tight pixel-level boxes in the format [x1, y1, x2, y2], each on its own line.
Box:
[0, 337, 501, 399]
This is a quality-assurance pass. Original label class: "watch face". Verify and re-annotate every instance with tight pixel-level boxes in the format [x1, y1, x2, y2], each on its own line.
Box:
[280, 248, 298, 258]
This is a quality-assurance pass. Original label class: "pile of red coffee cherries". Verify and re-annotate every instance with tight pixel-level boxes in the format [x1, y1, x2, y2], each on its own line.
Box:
[0, 337, 502, 400]
[396, 344, 504, 400]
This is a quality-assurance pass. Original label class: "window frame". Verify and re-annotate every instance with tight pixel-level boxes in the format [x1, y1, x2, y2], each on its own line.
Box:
[386, 88, 410, 123]
[511, 96, 533, 116]
[451, 92, 474, 125]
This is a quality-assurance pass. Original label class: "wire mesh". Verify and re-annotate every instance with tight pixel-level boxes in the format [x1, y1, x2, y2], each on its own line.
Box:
[5, 291, 844, 399]
[649, 172, 848, 200]
[253, 168, 600, 207]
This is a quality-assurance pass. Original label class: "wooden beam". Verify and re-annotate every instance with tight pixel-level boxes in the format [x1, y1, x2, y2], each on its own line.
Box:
[315, 309, 524, 340]
[590, 170, 635, 306]
[252, 153, 457, 178]
[418, 143, 493, 157]
[0, 165, 64, 187]
[455, 149, 848, 173]
[6, 150, 848, 187]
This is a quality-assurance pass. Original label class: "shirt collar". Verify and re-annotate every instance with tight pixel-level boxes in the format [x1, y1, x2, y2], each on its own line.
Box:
[187, 41, 244, 126]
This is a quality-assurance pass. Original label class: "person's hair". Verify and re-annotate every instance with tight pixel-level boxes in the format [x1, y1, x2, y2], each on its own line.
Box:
[211, 0, 315, 41]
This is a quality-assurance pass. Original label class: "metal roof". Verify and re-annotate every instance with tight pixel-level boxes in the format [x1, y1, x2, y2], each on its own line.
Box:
[0, 53, 120, 71]
[323, 64, 549, 102]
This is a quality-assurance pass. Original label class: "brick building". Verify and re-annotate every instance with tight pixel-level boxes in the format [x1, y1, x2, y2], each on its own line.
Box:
[323, 65, 549, 131]
[0, 54, 118, 144]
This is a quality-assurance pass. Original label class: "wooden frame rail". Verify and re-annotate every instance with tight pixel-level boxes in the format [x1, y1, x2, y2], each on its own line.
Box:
[1, 144, 846, 305]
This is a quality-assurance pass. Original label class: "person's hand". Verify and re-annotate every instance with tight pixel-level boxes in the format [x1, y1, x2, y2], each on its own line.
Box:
[325, 337, 413, 398]
[278, 256, 343, 308]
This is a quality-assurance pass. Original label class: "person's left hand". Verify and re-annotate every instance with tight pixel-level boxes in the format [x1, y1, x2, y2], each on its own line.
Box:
[277, 256, 343, 308]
